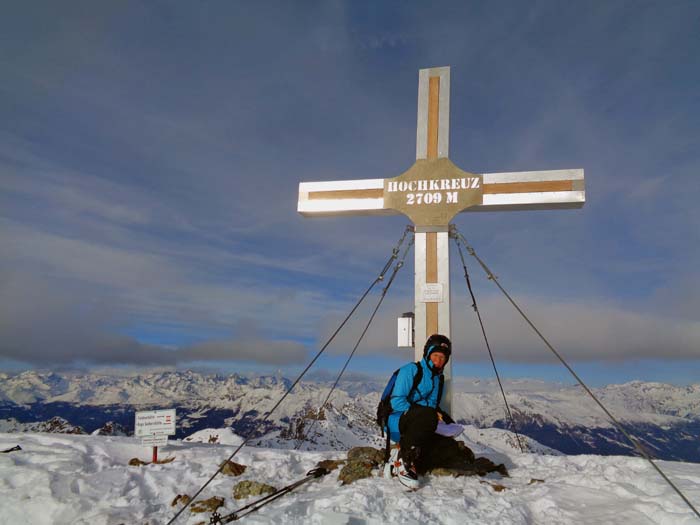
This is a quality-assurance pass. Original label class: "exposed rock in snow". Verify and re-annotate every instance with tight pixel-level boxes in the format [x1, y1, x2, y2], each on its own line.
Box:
[0, 416, 84, 435]
[91, 421, 129, 436]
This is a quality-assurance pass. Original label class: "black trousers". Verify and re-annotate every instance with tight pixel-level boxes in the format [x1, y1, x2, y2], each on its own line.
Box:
[398, 405, 438, 460]
[398, 405, 482, 474]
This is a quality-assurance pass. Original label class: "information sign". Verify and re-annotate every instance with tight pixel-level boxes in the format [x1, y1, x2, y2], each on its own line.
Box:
[140, 434, 168, 447]
[135, 409, 176, 437]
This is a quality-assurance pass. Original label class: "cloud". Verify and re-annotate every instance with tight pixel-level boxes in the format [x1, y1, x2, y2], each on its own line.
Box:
[0, 215, 408, 368]
[455, 294, 700, 363]
[0, 272, 310, 367]
[179, 339, 307, 366]
[0, 273, 165, 365]
[312, 290, 700, 364]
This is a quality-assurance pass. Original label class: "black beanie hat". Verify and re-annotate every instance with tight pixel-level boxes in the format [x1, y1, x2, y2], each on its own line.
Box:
[423, 334, 452, 362]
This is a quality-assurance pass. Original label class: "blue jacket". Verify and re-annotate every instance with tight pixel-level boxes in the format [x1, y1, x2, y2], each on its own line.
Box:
[386, 356, 443, 442]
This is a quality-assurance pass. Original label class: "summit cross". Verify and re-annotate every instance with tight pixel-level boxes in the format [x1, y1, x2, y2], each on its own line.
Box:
[297, 66, 585, 412]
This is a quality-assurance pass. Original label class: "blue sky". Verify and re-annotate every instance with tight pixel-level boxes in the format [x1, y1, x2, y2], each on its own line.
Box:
[1, 1, 699, 386]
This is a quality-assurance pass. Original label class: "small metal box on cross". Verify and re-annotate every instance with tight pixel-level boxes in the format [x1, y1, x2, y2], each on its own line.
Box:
[297, 66, 585, 412]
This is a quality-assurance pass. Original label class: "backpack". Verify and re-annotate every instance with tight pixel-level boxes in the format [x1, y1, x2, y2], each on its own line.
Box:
[376, 362, 422, 437]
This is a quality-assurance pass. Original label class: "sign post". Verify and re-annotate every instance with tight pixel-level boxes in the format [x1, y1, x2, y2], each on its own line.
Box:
[135, 409, 176, 463]
[297, 66, 585, 413]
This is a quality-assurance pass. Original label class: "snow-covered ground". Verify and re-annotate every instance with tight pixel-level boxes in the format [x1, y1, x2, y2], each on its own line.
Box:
[1, 429, 699, 524]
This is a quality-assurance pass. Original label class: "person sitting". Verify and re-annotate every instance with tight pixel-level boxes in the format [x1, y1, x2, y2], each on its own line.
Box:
[384, 333, 454, 489]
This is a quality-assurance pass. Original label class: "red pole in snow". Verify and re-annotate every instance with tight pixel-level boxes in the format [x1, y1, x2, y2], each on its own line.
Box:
[153, 446, 158, 463]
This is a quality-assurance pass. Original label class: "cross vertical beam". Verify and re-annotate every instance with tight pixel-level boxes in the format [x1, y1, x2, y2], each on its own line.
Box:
[414, 67, 453, 412]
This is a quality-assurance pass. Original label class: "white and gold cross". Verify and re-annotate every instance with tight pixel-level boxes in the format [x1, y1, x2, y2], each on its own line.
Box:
[298, 66, 585, 411]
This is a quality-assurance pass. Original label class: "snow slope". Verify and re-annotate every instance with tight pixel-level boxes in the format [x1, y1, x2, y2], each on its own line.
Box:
[183, 427, 244, 446]
[1, 431, 698, 524]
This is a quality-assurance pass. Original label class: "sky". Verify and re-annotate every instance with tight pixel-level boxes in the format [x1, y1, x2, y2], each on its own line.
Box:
[1, 1, 699, 386]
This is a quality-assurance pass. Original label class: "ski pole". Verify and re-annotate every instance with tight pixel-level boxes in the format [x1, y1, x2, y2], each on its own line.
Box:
[210, 467, 329, 523]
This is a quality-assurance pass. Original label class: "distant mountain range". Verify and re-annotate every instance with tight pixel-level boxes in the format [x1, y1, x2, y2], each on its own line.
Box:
[1, 370, 698, 462]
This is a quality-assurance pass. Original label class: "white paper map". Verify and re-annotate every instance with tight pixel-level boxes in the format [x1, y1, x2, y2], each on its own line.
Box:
[436, 421, 464, 437]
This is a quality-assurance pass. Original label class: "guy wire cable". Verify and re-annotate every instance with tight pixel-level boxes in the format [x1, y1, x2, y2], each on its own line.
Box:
[295, 233, 414, 450]
[166, 226, 413, 525]
[450, 226, 700, 520]
[451, 228, 526, 453]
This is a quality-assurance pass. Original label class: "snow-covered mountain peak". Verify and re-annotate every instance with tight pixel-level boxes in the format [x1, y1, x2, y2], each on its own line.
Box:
[2, 370, 700, 462]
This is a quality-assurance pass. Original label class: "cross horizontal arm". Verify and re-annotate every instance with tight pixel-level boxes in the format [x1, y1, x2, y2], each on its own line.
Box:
[475, 168, 584, 211]
[297, 178, 391, 217]
[297, 168, 584, 218]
